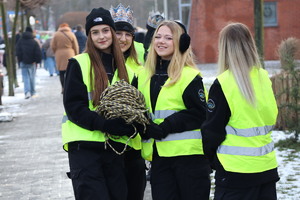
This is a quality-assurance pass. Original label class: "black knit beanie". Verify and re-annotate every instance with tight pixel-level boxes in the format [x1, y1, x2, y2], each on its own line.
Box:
[115, 21, 134, 34]
[85, 7, 116, 36]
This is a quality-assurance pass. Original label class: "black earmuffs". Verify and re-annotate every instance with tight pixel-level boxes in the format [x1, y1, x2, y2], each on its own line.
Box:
[175, 21, 191, 53]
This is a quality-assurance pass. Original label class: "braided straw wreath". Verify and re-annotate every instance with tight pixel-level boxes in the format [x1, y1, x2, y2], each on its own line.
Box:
[96, 80, 150, 155]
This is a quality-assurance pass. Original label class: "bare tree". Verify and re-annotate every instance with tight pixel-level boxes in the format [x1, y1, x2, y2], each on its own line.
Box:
[254, 0, 264, 68]
[0, 0, 21, 96]
[0, 0, 48, 96]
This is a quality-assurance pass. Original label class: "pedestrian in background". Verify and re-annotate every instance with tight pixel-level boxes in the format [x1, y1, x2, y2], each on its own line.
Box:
[201, 22, 279, 200]
[110, 3, 146, 200]
[138, 20, 211, 200]
[42, 37, 56, 76]
[0, 36, 5, 68]
[16, 26, 42, 99]
[51, 23, 79, 94]
[62, 7, 137, 200]
[74, 24, 87, 53]
[143, 12, 164, 60]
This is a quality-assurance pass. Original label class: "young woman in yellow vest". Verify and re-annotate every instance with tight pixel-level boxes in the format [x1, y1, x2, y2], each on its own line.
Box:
[138, 20, 211, 200]
[110, 4, 146, 200]
[61, 7, 137, 200]
[201, 23, 279, 200]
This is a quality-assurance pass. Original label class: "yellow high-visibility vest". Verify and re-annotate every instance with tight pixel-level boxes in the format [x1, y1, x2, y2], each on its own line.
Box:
[62, 53, 137, 151]
[217, 67, 278, 173]
[138, 66, 205, 161]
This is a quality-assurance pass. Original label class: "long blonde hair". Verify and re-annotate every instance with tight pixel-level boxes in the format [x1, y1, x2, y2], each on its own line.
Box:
[218, 22, 262, 105]
[144, 20, 198, 86]
[85, 27, 129, 106]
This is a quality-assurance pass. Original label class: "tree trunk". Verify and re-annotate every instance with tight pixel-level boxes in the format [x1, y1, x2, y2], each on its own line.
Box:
[20, 7, 24, 32]
[254, 0, 265, 68]
[25, 8, 30, 27]
[0, 2, 14, 96]
[11, 0, 20, 88]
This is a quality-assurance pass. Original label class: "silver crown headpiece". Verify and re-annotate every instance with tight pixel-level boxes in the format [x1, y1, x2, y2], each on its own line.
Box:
[110, 3, 134, 25]
[147, 11, 165, 28]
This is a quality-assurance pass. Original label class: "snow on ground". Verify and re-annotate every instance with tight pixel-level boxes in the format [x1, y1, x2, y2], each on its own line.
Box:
[1, 62, 300, 199]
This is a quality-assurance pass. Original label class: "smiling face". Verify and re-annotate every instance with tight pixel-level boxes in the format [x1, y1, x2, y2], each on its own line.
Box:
[154, 25, 174, 60]
[116, 30, 133, 52]
[90, 24, 113, 53]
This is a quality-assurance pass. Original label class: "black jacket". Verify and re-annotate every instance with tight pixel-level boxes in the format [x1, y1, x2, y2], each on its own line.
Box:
[201, 79, 279, 188]
[63, 53, 137, 151]
[75, 31, 87, 53]
[16, 32, 41, 64]
[149, 58, 207, 136]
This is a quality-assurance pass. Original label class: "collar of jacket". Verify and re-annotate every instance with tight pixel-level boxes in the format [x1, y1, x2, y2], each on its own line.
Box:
[155, 57, 170, 75]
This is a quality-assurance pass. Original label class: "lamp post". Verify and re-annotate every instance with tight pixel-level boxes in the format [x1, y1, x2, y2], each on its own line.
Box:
[154, 0, 158, 11]
[163, 0, 168, 19]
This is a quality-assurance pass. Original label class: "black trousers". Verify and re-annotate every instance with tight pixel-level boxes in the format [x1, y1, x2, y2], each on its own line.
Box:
[214, 181, 277, 200]
[124, 149, 146, 200]
[150, 155, 211, 200]
[59, 70, 66, 89]
[67, 141, 127, 200]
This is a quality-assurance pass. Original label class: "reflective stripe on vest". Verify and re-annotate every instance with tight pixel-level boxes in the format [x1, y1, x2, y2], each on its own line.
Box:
[218, 141, 274, 156]
[138, 66, 205, 161]
[226, 125, 274, 137]
[153, 110, 202, 142]
[217, 67, 278, 173]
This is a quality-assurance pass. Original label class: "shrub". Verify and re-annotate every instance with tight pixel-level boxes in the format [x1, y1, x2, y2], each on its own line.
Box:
[272, 37, 300, 140]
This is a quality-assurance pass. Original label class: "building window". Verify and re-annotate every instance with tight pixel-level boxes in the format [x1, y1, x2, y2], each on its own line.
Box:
[178, 0, 191, 30]
[264, 2, 278, 27]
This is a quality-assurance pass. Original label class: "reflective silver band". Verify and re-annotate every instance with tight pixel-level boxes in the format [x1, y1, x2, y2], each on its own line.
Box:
[225, 125, 274, 137]
[217, 141, 274, 156]
[62, 115, 68, 123]
[159, 130, 202, 142]
[153, 110, 177, 119]
[88, 92, 92, 101]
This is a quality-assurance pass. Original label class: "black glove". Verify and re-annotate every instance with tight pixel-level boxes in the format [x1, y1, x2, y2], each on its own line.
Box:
[133, 122, 146, 134]
[102, 118, 135, 136]
[145, 122, 168, 140]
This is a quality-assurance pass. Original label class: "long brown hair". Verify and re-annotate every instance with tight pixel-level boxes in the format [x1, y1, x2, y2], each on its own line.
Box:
[85, 26, 129, 106]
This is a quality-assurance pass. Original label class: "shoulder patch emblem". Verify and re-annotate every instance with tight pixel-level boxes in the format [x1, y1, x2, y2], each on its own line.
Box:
[207, 99, 215, 112]
[198, 89, 205, 102]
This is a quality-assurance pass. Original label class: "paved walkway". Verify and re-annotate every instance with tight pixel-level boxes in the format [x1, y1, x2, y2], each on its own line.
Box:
[0, 68, 152, 199]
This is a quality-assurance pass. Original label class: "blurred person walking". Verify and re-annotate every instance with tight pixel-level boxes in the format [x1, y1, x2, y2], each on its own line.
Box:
[16, 26, 42, 99]
[201, 22, 279, 200]
[42, 37, 57, 76]
[51, 23, 79, 94]
[74, 24, 87, 53]
[143, 12, 164, 60]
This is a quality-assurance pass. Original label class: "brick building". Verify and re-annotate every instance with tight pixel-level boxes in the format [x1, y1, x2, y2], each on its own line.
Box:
[189, 0, 300, 63]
